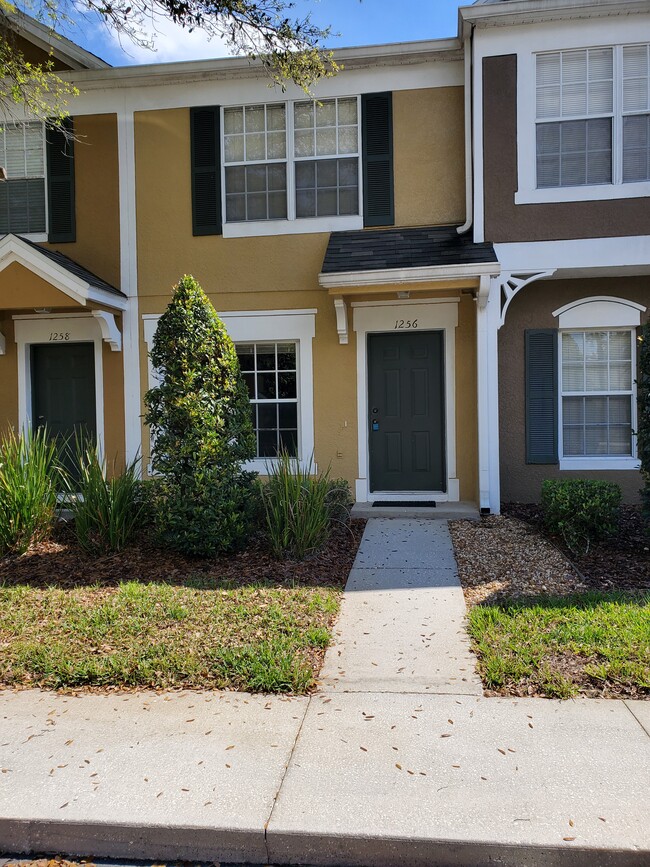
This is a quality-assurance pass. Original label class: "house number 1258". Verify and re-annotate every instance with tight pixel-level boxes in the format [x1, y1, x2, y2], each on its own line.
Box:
[394, 319, 418, 329]
[49, 332, 70, 341]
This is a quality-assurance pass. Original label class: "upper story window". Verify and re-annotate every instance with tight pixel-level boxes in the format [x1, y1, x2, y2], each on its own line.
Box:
[222, 97, 360, 224]
[535, 44, 650, 190]
[0, 122, 46, 234]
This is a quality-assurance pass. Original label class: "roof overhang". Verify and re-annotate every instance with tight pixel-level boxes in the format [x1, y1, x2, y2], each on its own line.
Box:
[6, 10, 110, 70]
[0, 235, 127, 311]
[459, 0, 650, 35]
[319, 261, 501, 292]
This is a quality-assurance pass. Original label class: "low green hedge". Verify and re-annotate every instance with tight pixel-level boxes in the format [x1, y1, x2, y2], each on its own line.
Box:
[541, 478, 621, 557]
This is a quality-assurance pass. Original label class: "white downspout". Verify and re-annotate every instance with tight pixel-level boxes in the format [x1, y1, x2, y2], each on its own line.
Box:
[457, 31, 473, 235]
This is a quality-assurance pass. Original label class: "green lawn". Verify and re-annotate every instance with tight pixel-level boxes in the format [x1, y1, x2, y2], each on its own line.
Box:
[0, 580, 340, 693]
[468, 592, 650, 699]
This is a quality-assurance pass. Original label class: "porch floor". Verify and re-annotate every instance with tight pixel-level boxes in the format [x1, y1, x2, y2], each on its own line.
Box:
[351, 501, 479, 520]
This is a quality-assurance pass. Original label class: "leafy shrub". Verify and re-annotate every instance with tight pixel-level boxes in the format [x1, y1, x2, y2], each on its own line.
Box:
[541, 479, 621, 556]
[0, 427, 62, 556]
[66, 442, 144, 553]
[637, 323, 650, 520]
[261, 451, 352, 559]
[143, 275, 257, 557]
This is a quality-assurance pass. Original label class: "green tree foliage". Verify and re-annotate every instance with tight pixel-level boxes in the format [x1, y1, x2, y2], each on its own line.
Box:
[1, 1, 337, 123]
[144, 275, 257, 556]
[637, 322, 650, 518]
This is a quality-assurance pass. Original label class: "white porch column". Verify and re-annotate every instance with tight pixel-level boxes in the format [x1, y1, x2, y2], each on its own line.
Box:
[477, 275, 501, 513]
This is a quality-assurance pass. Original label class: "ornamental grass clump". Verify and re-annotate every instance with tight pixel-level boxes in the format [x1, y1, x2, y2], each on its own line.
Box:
[261, 450, 352, 559]
[144, 275, 258, 557]
[541, 478, 621, 557]
[0, 427, 62, 556]
[66, 441, 144, 554]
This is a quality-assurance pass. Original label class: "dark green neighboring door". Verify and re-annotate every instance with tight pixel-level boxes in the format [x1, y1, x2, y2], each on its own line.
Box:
[368, 331, 445, 492]
[31, 343, 97, 443]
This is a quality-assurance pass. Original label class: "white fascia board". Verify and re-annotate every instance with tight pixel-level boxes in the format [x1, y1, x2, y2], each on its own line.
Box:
[87, 287, 128, 311]
[460, 0, 650, 28]
[494, 236, 650, 274]
[319, 262, 501, 290]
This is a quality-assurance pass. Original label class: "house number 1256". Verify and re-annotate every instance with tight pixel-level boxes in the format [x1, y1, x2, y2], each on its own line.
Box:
[394, 319, 418, 329]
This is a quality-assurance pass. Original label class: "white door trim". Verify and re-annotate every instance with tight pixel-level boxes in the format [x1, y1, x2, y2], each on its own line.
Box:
[13, 313, 106, 454]
[352, 298, 460, 503]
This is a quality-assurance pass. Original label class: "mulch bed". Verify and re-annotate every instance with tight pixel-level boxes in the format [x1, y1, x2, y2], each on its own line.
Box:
[503, 503, 650, 594]
[0, 519, 366, 590]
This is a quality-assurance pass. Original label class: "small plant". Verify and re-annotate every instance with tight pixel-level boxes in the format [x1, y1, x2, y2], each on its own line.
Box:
[541, 479, 621, 557]
[261, 451, 352, 560]
[0, 427, 62, 556]
[144, 275, 257, 557]
[66, 442, 144, 554]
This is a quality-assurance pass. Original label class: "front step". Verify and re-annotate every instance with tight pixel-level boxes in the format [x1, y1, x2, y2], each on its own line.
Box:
[351, 501, 479, 520]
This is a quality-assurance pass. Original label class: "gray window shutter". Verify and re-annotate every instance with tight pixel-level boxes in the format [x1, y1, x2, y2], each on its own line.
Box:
[46, 118, 76, 243]
[525, 329, 559, 464]
[191, 106, 222, 236]
[362, 92, 394, 227]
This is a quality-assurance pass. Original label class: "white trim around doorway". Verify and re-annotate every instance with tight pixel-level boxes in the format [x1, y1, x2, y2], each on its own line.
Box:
[352, 297, 460, 504]
[12, 313, 106, 455]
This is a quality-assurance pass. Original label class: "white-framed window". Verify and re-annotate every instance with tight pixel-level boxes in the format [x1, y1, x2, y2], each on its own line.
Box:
[559, 329, 635, 461]
[236, 341, 299, 458]
[622, 44, 650, 182]
[0, 122, 47, 234]
[221, 97, 361, 230]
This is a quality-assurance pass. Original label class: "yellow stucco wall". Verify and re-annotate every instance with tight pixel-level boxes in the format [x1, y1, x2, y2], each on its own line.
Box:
[0, 315, 18, 433]
[44, 113, 121, 290]
[0, 262, 84, 310]
[393, 87, 466, 227]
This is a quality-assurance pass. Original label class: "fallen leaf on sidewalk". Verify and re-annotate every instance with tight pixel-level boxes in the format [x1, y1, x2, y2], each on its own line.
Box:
[563, 837, 576, 842]
[395, 763, 402, 770]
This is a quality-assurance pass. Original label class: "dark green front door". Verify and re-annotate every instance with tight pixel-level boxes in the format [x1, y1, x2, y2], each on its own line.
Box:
[31, 343, 96, 443]
[368, 331, 445, 492]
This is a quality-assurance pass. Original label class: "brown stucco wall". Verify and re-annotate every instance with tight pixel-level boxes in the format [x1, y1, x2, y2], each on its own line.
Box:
[482, 55, 650, 243]
[43, 113, 121, 290]
[499, 276, 650, 503]
[393, 87, 465, 227]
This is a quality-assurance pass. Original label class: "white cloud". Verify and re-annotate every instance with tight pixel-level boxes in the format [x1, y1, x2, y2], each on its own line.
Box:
[105, 15, 236, 64]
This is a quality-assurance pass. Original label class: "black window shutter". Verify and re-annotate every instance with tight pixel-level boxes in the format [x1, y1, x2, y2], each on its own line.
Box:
[46, 117, 76, 243]
[191, 106, 222, 236]
[361, 92, 394, 227]
[525, 329, 559, 464]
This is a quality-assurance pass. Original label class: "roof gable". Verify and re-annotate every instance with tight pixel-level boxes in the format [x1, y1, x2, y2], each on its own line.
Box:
[4, 9, 110, 70]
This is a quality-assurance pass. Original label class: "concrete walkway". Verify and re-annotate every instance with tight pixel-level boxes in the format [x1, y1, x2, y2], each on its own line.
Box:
[320, 519, 482, 695]
[1, 518, 649, 866]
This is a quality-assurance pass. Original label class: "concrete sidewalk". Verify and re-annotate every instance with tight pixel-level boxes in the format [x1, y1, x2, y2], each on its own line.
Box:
[1, 519, 649, 866]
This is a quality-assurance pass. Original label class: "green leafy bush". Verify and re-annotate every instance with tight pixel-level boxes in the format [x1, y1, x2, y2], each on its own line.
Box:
[541, 479, 621, 557]
[637, 323, 650, 520]
[143, 275, 257, 557]
[261, 451, 352, 559]
[66, 442, 144, 553]
[0, 427, 62, 556]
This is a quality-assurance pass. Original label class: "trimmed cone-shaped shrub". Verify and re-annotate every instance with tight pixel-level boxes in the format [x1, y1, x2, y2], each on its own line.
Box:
[144, 275, 257, 556]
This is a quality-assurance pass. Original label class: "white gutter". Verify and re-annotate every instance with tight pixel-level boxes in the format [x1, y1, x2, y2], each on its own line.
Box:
[457, 31, 473, 235]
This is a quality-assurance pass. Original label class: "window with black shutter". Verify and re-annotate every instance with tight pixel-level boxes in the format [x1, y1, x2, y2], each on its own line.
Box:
[525, 329, 559, 464]
[362, 92, 394, 227]
[46, 118, 76, 243]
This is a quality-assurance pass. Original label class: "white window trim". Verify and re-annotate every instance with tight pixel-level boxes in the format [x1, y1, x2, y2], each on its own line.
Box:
[352, 298, 460, 504]
[516, 42, 650, 204]
[220, 97, 363, 239]
[0, 122, 49, 237]
[143, 308, 316, 474]
[12, 313, 106, 455]
[556, 325, 640, 472]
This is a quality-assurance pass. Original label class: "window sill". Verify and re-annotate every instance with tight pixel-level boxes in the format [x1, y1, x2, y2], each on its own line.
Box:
[244, 457, 318, 475]
[559, 457, 641, 471]
[515, 180, 650, 205]
[222, 215, 363, 239]
[1, 232, 47, 243]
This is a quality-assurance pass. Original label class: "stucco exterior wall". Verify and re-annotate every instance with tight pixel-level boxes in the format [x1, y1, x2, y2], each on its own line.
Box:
[0, 315, 18, 433]
[499, 276, 650, 503]
[44, 113, 121, 290]
[393, 87, 465, 227]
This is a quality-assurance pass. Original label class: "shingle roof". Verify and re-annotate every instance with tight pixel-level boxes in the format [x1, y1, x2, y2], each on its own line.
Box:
[17, 236, 126, 298]
[321, 225, 498, 275]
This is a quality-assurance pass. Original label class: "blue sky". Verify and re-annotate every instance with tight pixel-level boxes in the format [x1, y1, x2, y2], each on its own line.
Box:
[64, 1, 466, 67]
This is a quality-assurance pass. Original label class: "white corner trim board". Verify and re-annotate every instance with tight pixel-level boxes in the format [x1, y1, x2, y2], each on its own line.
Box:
[352, 298, 460, 504]
[142, 308, 317, 474]
[553, 296, 646, 329]
[12, 313, 106, 454]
